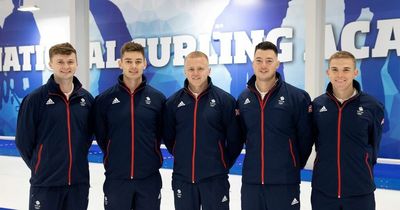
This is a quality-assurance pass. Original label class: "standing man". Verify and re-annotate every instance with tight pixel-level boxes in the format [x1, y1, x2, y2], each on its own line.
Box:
[16, 42, 94, 210]
[311, 51, 384, 210]
[163, 51, 242, 210]
[237, 41, 313, 210]
[94, 42, 166, 210]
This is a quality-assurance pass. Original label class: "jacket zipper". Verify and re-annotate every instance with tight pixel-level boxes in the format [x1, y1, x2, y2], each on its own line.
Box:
[250, 85, 277, 185]
[121, 84, 144, 180]
[192, 98, 199, 183]
[49, 93, 73, 185]
[258, 93, 269, 184]
[337, 107, 343, 198]
[130, 94, 135, 179]
[260, 104, 265, 184]
[328, 93, 354, 199]
[66, 100, 72, 185]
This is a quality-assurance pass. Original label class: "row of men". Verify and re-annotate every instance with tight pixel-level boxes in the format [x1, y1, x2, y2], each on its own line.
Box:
[15, 41, 384, 210]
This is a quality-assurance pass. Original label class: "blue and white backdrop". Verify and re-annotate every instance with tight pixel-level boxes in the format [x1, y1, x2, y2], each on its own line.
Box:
[0, 0, 399, 160]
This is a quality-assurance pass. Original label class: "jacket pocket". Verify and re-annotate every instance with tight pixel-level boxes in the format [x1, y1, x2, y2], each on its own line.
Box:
[34, 144, 43, 174]
[104, 140, 111, 167]
[172, 141, 176, 156]
[364, 153, 373, 180]
[288, 139, 297, 167]
[155, 139, 163, 165]
[218, 141, 227, 169]
[313, 153, 319, 168]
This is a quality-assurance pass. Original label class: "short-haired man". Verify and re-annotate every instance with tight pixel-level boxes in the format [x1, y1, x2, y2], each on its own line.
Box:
[16, 42, 94, 210]
[163, 51, 242, 210]
[94, 42, 166, 210]
[311, 51, 384, 210]
[237, 41, 313, 210]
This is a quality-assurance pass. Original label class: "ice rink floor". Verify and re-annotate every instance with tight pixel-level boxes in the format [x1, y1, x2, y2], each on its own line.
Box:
[1, 138, 399, 210]
[1, 156, 399, 210]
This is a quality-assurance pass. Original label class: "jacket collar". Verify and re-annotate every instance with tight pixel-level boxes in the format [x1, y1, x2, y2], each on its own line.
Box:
[247, 72, 282, 94]
[117, 74, 147, 93]
[47, 74, 83, 96]
[183, 76, 213, 97]
[326, 79, 361, 99]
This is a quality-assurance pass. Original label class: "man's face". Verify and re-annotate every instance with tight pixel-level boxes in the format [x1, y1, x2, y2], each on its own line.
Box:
[327, 58, 358, 93]
[184, 56, 210, 89]
[252, 49, 280, 82]
[119, 51, 146, 81]
[49, 53, 77, 81]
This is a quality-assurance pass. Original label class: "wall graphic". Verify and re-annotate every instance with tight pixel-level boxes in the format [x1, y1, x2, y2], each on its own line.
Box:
[88, 0, 306, 97]
[0, 0, 41, 135]
[326, 0, 400, 159]
[0, 0, 399, 160]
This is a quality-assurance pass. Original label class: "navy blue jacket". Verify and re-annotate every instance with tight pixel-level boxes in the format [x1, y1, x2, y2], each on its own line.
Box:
[237, 73, 313, 185]
[312, 80, 384, 198]
[94, 75, 166, 180]
[16, 75, 94, 187]
[163, 77, 242, 183]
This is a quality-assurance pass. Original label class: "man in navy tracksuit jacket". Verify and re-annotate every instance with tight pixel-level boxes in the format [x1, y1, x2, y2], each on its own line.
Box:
[16, 43, 94, 210]
[237, 41, 313, 210]
[311, 51, 384, 210]
[94, 42, 166, 210]
[163, 51, 242, 210]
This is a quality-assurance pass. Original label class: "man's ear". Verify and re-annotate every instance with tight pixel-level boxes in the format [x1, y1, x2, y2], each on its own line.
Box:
[354, 68, 359, 77]
[118, 59, 122, 69]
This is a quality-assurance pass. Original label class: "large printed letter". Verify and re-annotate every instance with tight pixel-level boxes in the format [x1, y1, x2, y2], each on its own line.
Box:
[234, 30, 264, 63]
[372, 19, 400, 57]
[173, 35, 196, 66]
[198, 34, 218, 65]
[325, 25, 337, 59]
[19, 46, 35, 71]
[148, 37, 171, 67]
[341, 21, 370, 59]
[90, 42, 105, 69]
[35, 45, 45, 70]
[106, 41, 118, 68]
[3, 47, 20, 71]
[213, 32, 233, 64]
[265, 28, 293, 62]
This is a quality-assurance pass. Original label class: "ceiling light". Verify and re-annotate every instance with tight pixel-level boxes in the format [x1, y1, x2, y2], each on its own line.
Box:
[17, 0, 40, 12]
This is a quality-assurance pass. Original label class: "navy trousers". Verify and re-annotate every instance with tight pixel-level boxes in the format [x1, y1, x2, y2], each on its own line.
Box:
[103, 172, 162, 210]
[172, 175, 230, 210]
[311, 189, 375, 210]
[29, 184, 89, 210]
[241, 183, 300, 210]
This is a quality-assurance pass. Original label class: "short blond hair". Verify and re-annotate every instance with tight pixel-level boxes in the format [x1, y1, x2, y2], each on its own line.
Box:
[328, 51, 356, 68]
[184, 51, 209, 64]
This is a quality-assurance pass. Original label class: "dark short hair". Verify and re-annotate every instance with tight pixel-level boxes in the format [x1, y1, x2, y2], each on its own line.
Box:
[49, 42, 76, 60]
[328, 51, 356, 68]
[254, 41, 278, 56]
[120, 42, 145, 58]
